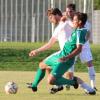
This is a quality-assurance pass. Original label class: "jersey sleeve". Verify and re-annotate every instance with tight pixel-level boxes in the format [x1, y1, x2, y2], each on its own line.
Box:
[52, 22, 65, 39]
[52, 27, 59, 40]
[76, 30, 87, 45]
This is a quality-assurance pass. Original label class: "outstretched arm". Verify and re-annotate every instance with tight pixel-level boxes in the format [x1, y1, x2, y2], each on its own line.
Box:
[59, 44, 82, 62]
[29, 37, 57, 57]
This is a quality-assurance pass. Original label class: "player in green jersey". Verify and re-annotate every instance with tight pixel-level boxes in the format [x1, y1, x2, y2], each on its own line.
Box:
[29, 12, 88, 93]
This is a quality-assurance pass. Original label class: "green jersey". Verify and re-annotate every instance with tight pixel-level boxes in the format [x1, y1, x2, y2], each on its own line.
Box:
[60, 28, 88, 57]
[44, 28, 88, 78]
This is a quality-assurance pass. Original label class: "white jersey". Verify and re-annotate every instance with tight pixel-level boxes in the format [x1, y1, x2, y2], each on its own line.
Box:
[52, 20, 73, 50]
[68, 20, 93, 72]
[83, 21, 91, 49]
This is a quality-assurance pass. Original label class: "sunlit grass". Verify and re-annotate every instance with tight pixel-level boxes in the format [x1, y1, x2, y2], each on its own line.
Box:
[0, 71, 100, 100]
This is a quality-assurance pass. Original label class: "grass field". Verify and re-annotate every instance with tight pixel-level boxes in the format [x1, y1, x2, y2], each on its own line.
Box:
[0, 71, 100, 100]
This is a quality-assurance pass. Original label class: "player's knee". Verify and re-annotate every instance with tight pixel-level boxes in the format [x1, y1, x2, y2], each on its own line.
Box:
[65, 72, 74, 80]
[39, 62, 47, 70]
[47, 74, 55, 85]
[87, 60, 93, 67]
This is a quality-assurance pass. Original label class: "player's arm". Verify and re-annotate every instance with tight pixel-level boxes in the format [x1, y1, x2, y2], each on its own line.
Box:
[29, 37, 57, 57]
[59, 30, 86, 62]
[59, 44, 82, 62]
[60, 12, 68, 22]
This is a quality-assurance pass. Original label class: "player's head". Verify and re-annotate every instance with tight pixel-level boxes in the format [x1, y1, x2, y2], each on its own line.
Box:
[73, 12, 87, 28]
[66, 3, 76, 19]
[47, 8, 62, 25]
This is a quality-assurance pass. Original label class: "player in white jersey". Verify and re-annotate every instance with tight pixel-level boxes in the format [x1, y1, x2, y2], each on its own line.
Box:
[50, 4, 96, 93]
[27, 8, 96, 95]
[66, 4, 96, 90]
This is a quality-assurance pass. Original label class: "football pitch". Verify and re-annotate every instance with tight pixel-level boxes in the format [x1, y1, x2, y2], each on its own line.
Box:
[0, 71, 100, 100]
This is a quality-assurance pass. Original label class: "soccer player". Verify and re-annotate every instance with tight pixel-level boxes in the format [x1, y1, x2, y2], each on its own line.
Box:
[27, 9, 94, 94]
[27, 8, 96, 95]
[50, 4, 97, 93]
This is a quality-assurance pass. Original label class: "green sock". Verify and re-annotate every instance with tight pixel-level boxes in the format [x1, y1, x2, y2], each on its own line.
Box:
[54, 77, 75, 86]
[32, 68, 45, 88]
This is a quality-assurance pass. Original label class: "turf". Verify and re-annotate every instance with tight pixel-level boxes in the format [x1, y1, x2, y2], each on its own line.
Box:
[0, 71, 100, 100]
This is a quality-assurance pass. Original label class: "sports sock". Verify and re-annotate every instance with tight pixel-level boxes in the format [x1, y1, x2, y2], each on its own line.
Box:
[88, 66, 96, 88]
[80, 83, 95, 92]
[53, 76, 75, 86]
[32, 68, 45, 88]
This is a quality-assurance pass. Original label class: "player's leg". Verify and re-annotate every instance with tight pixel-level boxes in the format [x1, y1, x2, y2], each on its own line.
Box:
[79, 47, 96, 90]
[77, 77, 96, 95]
[50, 64, 74, 93]
[65, 56, 78, 80]
[27, 52, 61, 91]
[31, 62, 47, 92]
[86, 60, 97, 90]
[47, 59, 79, 89]
[43, 50, 78, 88]
[64, 56, 78, 90]
[50, 75, 96, 95]
[65, 64, 75, 90]
[50, 63, 75, 93]
[50, 64, 96, 95]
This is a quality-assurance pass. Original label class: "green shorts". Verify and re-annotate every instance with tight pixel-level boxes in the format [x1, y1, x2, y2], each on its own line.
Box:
[44, 51, 75, 78]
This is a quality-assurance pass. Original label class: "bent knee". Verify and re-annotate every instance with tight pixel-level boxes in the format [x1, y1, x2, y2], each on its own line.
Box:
[47, 74, 55, 85]
[87, 60, 93, 67]
[39, 61, 47, 69]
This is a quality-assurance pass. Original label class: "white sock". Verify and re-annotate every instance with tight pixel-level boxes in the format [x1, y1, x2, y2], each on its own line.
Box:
[80, 83, 95, 92]
[88, 66, 96, 88]
[53, 85, 63, 89]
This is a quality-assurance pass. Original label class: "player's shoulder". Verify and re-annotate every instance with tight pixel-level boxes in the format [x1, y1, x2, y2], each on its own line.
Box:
[77, 28, 88, 34]
[84, 20, 91, 30]
[77, 28, 87, 31]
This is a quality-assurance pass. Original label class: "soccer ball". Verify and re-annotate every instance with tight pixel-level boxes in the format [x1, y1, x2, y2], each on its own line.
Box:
[4, 81, 18, 94]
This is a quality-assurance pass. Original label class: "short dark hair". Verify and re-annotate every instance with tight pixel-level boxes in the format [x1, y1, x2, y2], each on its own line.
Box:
[74, 12, 87, 26]
[47, 8, 62, 16]
[67, 3, 76, 11]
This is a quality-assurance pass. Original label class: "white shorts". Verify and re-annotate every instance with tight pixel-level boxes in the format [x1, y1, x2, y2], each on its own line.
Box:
[79, 47, 93, 63]
[68, 42, 93, 72]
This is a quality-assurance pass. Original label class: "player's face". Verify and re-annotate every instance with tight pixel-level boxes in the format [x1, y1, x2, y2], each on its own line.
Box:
[66, 8, 75, 19]
[48, 14, 58, 25]
[48, 15, 53, 22]
[72, 15, 80, 28]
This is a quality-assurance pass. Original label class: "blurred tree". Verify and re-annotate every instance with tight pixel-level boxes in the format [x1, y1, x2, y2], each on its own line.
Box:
[94, 0, 100, 10]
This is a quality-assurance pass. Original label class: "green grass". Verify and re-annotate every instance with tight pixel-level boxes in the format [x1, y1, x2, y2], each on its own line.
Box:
[0, 42, 59, 71]
[0, 71, 100, 100]
[0, 42, 100, 72]
[0, 42, 58, 49]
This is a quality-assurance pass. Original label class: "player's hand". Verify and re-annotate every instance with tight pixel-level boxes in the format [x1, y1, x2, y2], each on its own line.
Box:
[61, 16, 67, 22]
[29, 50, 38, 57]
[58, 57, 68, 62]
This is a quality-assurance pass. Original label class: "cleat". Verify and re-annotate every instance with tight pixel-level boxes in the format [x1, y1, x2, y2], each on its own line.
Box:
[26, 83, 37, 92]
[94, 87, 98, 91]
[26, 83, 32, 88]
[73, 77, 79, 89]
[50, 86, 63, 94]
[26, 83, 32, 85]
[85, 91, 96, 95]
[32, 87, 37, 92]
[66, 85, 70, 90]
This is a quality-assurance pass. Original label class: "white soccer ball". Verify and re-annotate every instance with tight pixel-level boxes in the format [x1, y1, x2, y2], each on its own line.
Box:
[4, 81, 18, 94]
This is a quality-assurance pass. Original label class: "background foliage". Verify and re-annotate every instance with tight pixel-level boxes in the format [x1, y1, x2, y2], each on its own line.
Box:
[0, 42, 100, 72]
[94, 0, 100, 10]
